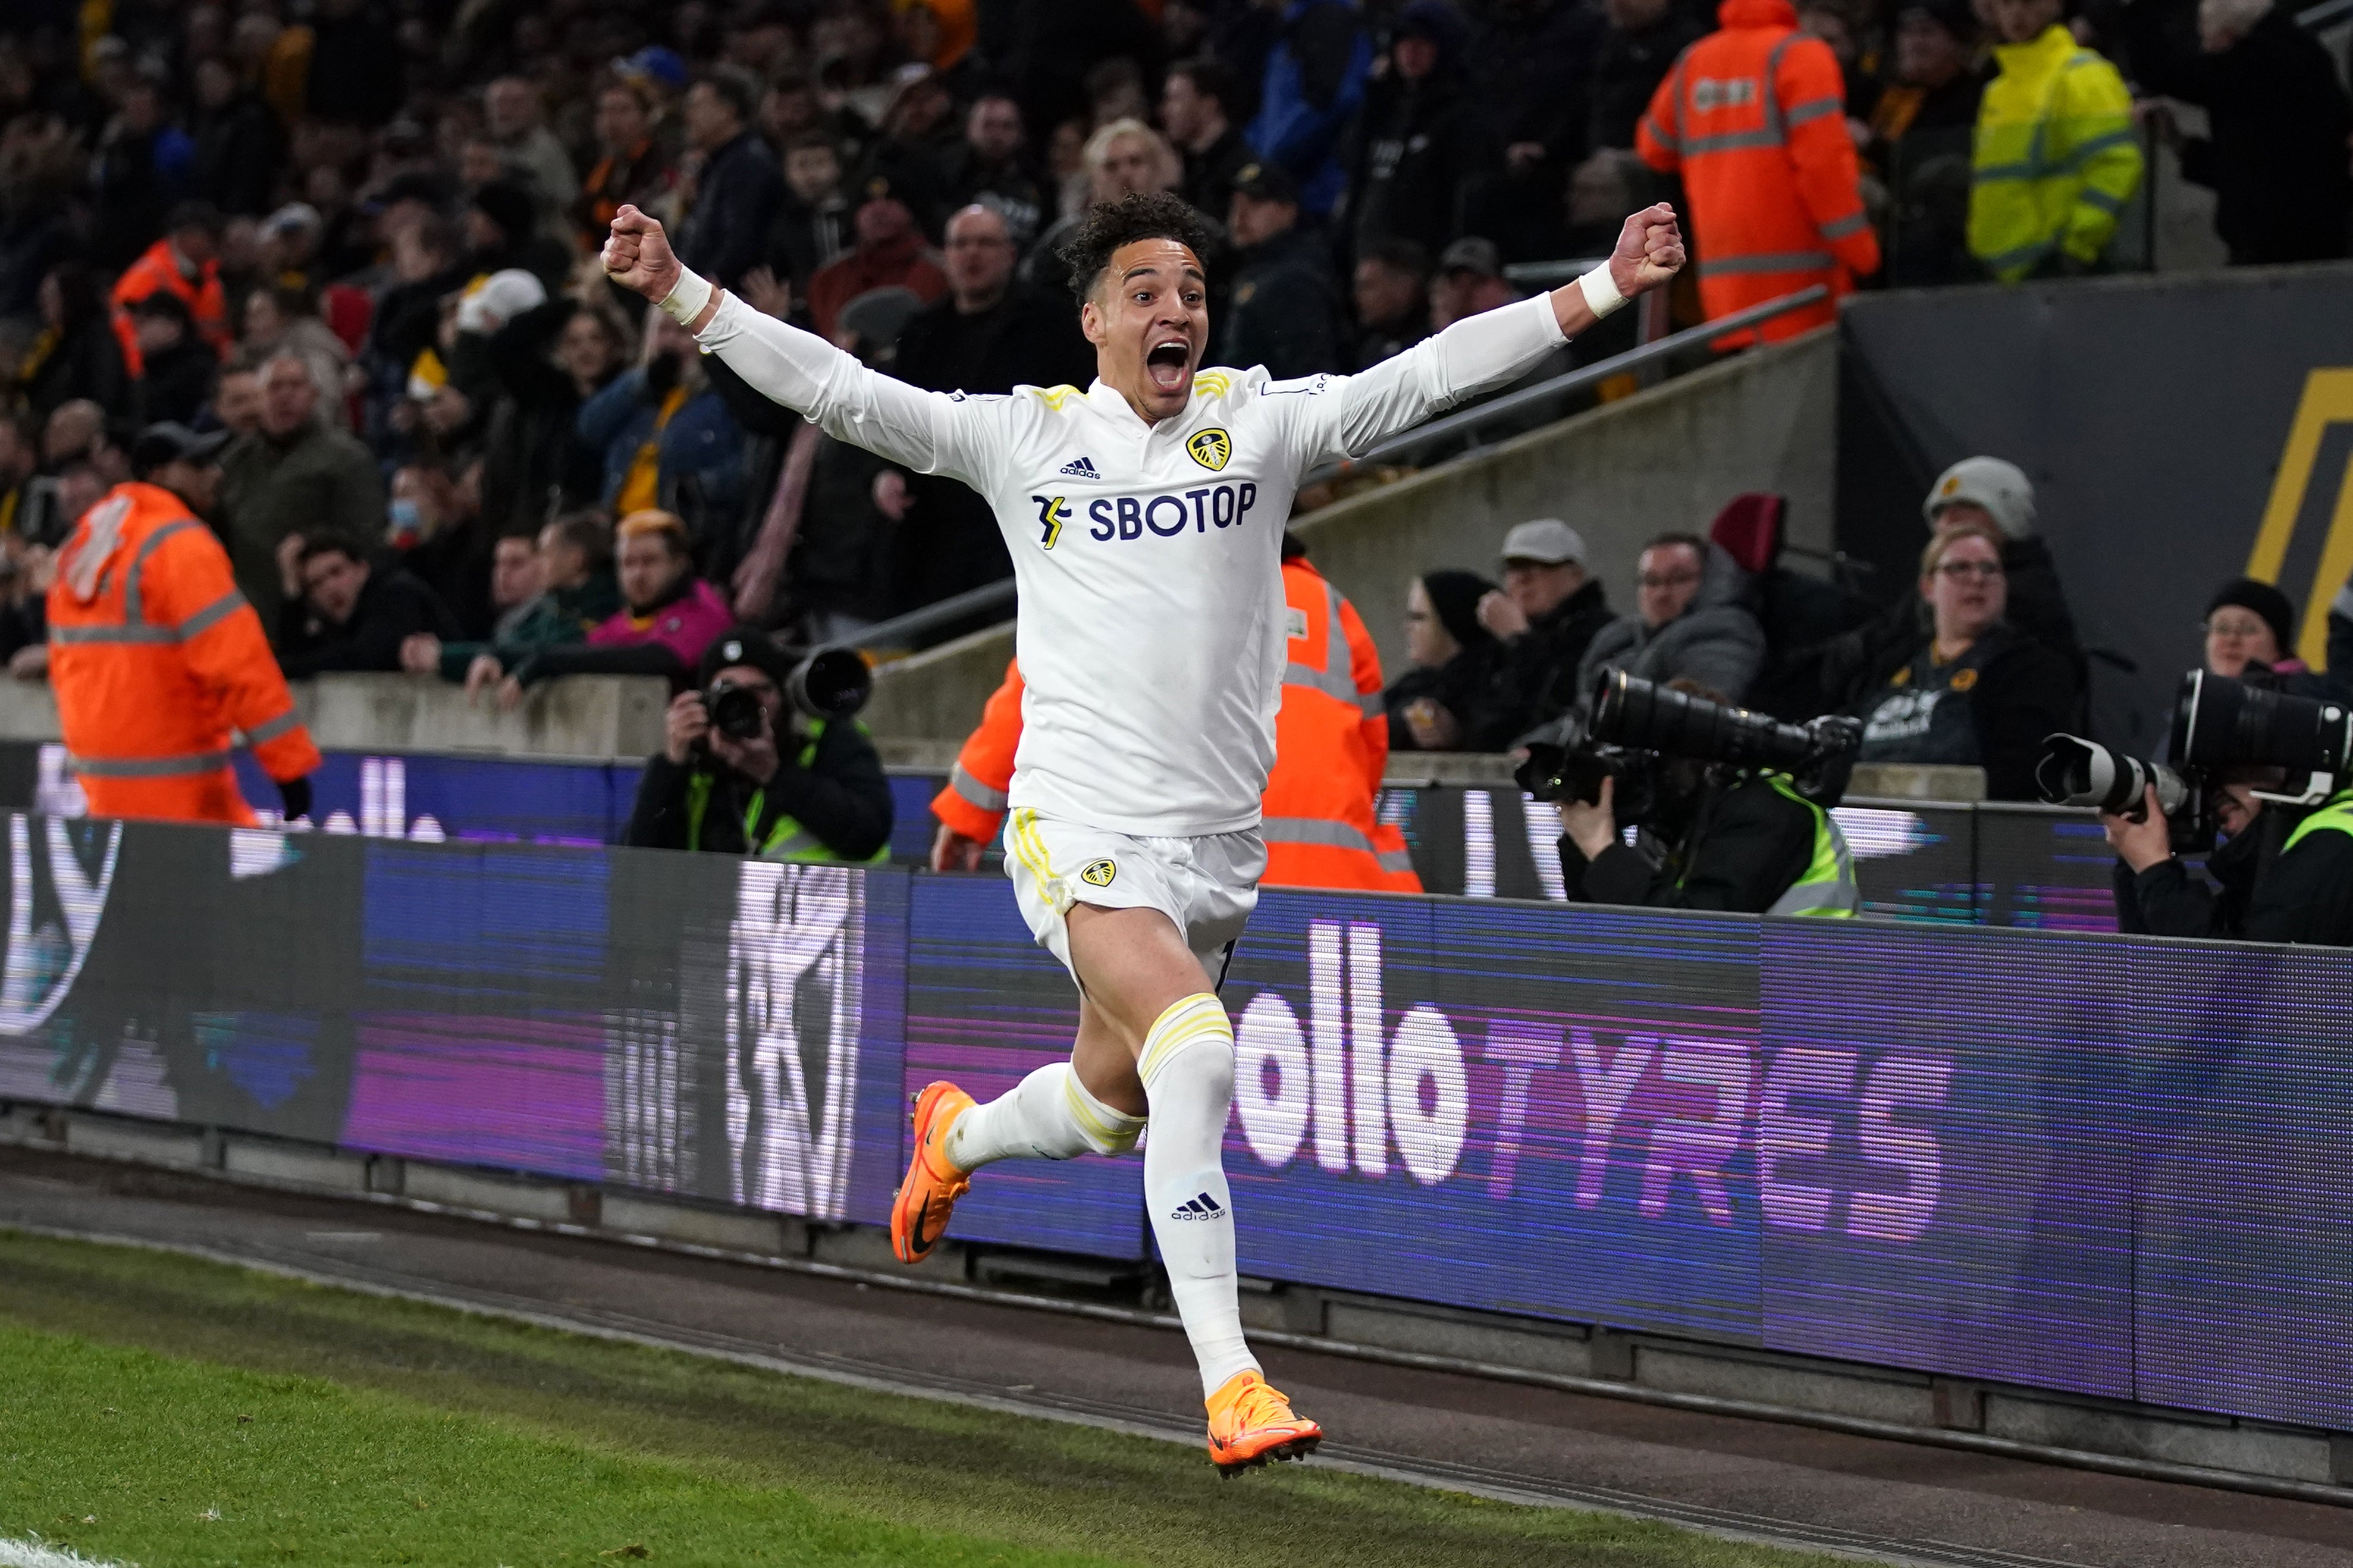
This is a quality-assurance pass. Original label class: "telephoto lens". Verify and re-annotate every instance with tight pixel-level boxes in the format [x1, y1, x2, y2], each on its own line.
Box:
[1587, 669, 1820, 771]
[2173, 670, 2353, 777]
[2034, 735, 2191, 819]
[790, 645, 873, 722]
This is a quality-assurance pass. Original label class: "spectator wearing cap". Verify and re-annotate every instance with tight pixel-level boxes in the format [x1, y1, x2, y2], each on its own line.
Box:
[1864, 0, 1989, 287]
[673, 67, 788, 292]
[256, 203, 323, 291]
[805, 174, 951, 343]
[576, 312, 746, 551]
[623, 624, 892, 864]
[1579, 532, 1769, 703]
[1387, 569, 1504, 752]
[128, 294, 217, 427]
[1353, 239, 1433, 370]
[1922, 456, 2081, 680]
[275, 528, 460, 679]
[2126, 0, 2352, 267]
[22, 265, 135, 422]
[484, 76, 579, 219]
[1244, 0, 1373, 218]
[1344, 1, 1491, 263]
[1428, 237, 1519, 330]
[578, 77, 676, 253]
[218, 351, 387, 635]
[1588, 0, 1710, 152]
[188, 55, 285, 218]
[1214, 160, 1347, 381]
[110, 202, 231, 368]
[1162, 58, 1256, 228]
[1469, 519, 1618, 747]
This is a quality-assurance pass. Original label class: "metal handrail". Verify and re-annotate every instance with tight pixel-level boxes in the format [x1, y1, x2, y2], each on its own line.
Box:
[1298, 284, 1830, 488]
[1500, 256, 1608, 288]
[843, 286, 1828, 650]
[2298, 0, 2353, 29]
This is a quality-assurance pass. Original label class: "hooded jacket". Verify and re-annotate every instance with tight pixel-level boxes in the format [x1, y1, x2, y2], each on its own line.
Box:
[1577, 541, 1767, 701]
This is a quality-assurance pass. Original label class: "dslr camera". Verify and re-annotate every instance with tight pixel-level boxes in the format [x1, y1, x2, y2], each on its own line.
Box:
[2037, 670, 2353, 854]
[701, 645, 873, 743]
[1517, 670, 1863, 810]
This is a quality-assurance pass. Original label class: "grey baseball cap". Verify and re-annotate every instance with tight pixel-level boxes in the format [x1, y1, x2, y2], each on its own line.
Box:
[1499, 517, 1586, 566]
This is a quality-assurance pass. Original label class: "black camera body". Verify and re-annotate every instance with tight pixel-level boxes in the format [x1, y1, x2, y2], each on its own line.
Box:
[2037, 669, 2353, 854]
[698, 645, 874, 751]
[704, 678, 768, 741]
[1517, 670, 1862, 811]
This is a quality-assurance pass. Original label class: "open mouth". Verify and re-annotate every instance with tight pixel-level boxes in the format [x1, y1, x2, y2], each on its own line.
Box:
[1146, 339, 1191, 392]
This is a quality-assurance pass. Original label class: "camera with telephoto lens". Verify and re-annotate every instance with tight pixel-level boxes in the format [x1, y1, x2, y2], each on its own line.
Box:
[1517, 670, 1863, 807]
[2036, 669, 2353, 854]
[701, 646, 873, 745]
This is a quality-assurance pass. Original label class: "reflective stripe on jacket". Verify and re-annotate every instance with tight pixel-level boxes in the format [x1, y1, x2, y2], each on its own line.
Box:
[48, 481, 321, 826]
[686, 720, 891, 863]
[109, 239, 232, 375]
[1761, 772, 1861, 917]
[2283, 786, 2353, 852]
[931, 562, 1420, 893]
[1636, 0, 1880, 345]
[1968, 26, 2142, 280]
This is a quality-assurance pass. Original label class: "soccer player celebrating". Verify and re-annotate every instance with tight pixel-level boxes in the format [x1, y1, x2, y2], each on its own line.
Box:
[604, 192, 1683, 1472]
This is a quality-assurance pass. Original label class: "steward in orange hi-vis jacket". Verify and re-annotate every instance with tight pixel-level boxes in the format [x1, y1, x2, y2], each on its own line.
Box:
[48, 424, 321, 827]
[1637, 0, 1880, 345]
[933, 541, 1419, 893]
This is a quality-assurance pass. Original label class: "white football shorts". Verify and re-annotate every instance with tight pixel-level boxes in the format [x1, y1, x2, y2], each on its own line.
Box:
[1002, 807, 1265, 987]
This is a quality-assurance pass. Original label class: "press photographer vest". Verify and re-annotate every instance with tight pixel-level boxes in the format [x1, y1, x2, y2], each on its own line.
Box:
[1856, 638, 1998, 768]
[682, 720, 890, 864]
[2283, 785, 2353, 853]
[1760, 772, 1860, 917]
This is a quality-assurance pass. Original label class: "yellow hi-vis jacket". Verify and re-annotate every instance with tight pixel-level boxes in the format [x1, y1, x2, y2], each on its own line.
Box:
[1968, 25, 2142, 281]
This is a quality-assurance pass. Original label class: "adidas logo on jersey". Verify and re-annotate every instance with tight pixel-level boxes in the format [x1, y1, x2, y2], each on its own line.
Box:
[1058, 456, 1099, 478]
[1171, 1191, 1227, 1221]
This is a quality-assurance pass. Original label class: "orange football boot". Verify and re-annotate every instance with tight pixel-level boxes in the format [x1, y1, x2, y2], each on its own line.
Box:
[1205, 1370, 1323, 1475]
[891, 1081, 975, 1265]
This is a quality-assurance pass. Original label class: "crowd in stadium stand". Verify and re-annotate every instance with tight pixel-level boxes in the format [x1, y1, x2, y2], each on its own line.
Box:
[0, 0, 2348, 708]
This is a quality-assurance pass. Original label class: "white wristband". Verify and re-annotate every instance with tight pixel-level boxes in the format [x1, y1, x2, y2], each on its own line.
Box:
[1577, 263, 1627, 320]
[659, 267, 714, 328]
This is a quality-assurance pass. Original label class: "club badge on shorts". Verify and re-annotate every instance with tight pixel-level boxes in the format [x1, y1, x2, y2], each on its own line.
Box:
[1081, 858, 1118, 887]
[1186, 428, 1231, 472]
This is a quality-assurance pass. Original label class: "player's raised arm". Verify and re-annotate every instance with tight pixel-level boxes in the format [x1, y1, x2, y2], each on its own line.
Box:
[601, 204, 989, 483]
[1294, 204, 1686, 465]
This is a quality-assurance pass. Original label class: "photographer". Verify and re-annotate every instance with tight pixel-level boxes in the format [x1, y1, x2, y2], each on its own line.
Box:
[1546, 678, 1861, 916]
[2105, 778, 2353, 945]
[622, 626, 892, 864]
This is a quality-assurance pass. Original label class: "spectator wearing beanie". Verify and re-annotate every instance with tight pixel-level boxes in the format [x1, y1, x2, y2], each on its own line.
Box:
[2204, 577, 2336, 697]
[1386, 569, 1503, 752]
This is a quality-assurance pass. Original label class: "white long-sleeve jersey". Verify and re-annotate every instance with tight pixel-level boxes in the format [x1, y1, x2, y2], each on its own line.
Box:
[697, 289, 1571, 837]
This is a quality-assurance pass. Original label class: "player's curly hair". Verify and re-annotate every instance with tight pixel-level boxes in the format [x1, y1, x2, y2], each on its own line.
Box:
[1058, 192, 1218, 305]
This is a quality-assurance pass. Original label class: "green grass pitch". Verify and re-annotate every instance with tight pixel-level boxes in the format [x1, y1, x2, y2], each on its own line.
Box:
[0, 1229, 1859, 1567]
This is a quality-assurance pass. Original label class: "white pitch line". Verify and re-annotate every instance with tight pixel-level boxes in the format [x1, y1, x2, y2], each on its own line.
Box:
[0, 1536, 135, 1568]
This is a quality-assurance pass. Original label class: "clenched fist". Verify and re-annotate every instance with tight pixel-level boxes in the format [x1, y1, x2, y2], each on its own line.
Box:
[1608, 203, 1687, 299]
[602, 204, 684, 304]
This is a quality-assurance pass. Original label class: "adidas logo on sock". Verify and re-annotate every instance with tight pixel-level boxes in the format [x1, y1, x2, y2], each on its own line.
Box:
[1057, 455, 1099, 478]
[1171, 1191, 1226, 1221]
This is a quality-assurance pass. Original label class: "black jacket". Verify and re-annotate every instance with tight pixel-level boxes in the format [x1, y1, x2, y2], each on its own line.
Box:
[2126, 1, 2351, 264]
[1214, 224, 1347, 381]
[1469, 578, 1614, 748]
[1563, 773, 1818, 912]
[137, 336, 218, 426]
[478, 300, 613, 535]
[624, 720, 893, 863]
[1846, 622, 2080, 800]
[1386, 641, 1501, 752]
[1344, 69, 1492, 259]
[1587, 11, 1710, 151]
[1815, 535, 2084, 719]
[277, 566, 460, 679]
[2116, 808, 2353, 946]
[676, 131, 787, 290]
[1180, 127, 1257, 226]
[190, 90, 286, 216]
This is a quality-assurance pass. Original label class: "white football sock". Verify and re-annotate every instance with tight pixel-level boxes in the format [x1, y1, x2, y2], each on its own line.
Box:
[1139, 992, 1260, 1398]
[945, 1061, 1143, 1168]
